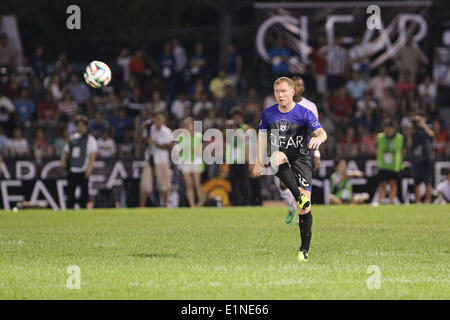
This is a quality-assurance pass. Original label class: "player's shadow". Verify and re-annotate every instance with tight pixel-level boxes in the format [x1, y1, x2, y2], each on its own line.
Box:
[130, 253, 178, 259]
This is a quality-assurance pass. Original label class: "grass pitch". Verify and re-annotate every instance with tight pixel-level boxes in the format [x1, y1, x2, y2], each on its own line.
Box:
[0, 205, 448, 299]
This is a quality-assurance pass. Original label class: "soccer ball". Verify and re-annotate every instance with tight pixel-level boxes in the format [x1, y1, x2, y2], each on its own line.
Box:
[83, 61, 112, 88]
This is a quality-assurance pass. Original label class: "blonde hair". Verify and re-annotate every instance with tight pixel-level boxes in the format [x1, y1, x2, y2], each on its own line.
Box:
[273, 77, 295, 89]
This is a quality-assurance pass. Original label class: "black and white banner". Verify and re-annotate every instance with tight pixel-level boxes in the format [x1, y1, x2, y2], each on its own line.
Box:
[1, 158, 449, 210]
[254, 1, 432, 72]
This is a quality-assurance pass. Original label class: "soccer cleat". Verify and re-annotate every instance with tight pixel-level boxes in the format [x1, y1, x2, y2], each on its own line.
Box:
[285, 210, 296, 225]
[298, 250, 309, 261]
[297, 194, 311, 210]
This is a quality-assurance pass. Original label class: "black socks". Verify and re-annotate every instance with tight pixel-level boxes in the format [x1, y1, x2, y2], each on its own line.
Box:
[275, 162, 301, 201]
[299, 211, 313, 252]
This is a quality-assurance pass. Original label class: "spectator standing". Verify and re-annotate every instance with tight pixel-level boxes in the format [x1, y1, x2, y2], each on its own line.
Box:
[117, 49, 132, 82]
[188, 42, 208, 81]
[269, 38, 292, 77]
[30, 46, 47, 78]
[225, 43, 243, 87]
[172, 38, 188, 90]
[139, 117, 154, 207]
[349, 36, 371, 76]
[150, 113, 173, 207]
[394, 36, 426, 81]
[309, 35, 327, 94]
[321, 36, 348, 91]
[159, 42, 176, 102]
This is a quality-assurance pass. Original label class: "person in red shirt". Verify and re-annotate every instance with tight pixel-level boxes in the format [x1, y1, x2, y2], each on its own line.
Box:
[129, 48, 146, 78]
[38, 91, 58, 125]
[328, 86, 354, 119]
[432, 119, 448, 159]
[3, 73, 21, 100]
[338, 126, 360, 157]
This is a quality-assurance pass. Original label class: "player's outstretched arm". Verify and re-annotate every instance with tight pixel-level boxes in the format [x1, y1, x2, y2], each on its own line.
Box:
[309, 127, 327, 150]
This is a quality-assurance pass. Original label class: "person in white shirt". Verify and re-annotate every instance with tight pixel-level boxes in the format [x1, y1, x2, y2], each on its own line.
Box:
[367, 66, 395, 100]
[61, 115, 98, 209]
[117, 49, 131, 82]
[192, 92, 214, 117]
[8, 127, 29, 157]
[149, 113, 173, 207]
[418, 75, 437, 105]
[171, 92, 192, 121]
[97, 130, 117, 158]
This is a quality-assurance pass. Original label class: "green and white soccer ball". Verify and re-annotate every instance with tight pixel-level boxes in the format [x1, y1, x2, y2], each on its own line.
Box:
[84, 60, 112, 89]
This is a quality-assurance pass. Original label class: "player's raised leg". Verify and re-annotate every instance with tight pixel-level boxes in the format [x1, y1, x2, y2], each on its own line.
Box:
[270, 151, 310, 210]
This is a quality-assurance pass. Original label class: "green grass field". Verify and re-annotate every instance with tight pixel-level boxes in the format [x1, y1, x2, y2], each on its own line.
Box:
[0, 205, 448, 300]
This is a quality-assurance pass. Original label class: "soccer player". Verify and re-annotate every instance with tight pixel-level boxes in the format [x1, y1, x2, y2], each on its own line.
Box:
[274, 76, 322, 225]
[253, 77, 327, 261]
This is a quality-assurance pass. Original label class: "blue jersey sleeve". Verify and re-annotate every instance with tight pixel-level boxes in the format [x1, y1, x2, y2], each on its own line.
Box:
[304, 109, 322, 131]
[258, 111, 268, 130]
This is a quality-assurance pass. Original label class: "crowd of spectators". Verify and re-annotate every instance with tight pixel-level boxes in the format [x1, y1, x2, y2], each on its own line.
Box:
[0, 32, 449, 165]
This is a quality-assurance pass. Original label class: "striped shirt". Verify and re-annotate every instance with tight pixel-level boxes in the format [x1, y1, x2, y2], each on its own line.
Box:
[320, 45, 348, 76]
[58, 100, 78, 116]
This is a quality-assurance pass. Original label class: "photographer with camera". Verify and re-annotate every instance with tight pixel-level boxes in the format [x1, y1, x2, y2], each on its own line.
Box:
[405, 111, 435, 203]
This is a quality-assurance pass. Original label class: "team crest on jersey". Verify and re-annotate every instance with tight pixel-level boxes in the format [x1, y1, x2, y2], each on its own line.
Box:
[277, 119, 290, 134]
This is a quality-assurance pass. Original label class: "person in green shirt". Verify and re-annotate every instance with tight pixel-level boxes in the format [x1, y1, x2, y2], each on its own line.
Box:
[376, 119, 404, 204]
[179, 117, 206, 207]
[329, 159, 368, 204]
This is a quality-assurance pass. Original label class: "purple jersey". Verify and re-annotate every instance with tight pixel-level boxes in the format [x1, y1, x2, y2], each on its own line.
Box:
[259, 103, 321, 159]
